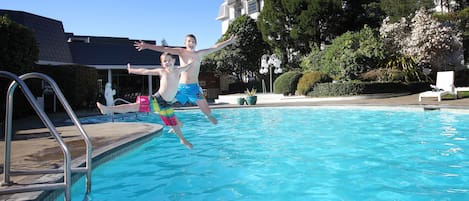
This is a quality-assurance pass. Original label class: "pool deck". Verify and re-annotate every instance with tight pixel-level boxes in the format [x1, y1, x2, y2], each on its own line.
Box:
[1, 93, 469, 200]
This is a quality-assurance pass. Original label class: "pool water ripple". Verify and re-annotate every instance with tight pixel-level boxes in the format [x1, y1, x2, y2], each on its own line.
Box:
[57, 107, 469, 201]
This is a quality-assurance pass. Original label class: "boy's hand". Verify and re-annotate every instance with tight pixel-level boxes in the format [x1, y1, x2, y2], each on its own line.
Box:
[134, 40, 146, 51]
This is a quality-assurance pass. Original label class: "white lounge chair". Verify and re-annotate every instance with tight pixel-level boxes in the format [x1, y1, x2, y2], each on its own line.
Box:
[419, 71, 456, 102]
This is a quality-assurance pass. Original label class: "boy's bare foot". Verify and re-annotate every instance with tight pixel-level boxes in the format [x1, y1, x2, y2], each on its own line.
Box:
[96, 102, 109, 115]
[181, 140, 193, 149]
[207, 115, 218, 124]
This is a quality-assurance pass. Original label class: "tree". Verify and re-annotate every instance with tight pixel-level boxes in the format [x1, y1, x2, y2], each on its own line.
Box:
[0, 15, 38, 75]
[208, 15, 269, 82]
[257, 0, 344, 66]
[160, 38, 168, 46]
[409, 9, 464, 71]
[341, 0, 385, 30]
[380, 8, 464, 72]
[380, 0, 434, 22]
[0, 15, 39, 118]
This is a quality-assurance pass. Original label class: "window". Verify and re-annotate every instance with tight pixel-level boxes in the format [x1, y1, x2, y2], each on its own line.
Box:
[235, 6, 242, 18]
[247, 0, 259, 14]
[216, 4, 229, 20]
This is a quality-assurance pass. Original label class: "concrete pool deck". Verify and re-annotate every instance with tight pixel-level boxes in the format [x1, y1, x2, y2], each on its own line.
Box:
[1, 93, 469, 200]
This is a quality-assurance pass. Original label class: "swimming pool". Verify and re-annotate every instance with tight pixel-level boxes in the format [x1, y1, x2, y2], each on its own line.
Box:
[57, 106, 468, 200]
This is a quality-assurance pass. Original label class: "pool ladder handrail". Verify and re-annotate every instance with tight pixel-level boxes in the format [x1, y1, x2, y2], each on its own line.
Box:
[0, 71, 93, 201]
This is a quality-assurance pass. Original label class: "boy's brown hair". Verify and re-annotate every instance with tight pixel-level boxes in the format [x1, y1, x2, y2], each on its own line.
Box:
[185, 34, 197, 44]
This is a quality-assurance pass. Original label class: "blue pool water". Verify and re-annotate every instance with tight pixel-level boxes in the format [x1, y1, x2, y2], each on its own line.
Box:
[57, 107, 468, 201]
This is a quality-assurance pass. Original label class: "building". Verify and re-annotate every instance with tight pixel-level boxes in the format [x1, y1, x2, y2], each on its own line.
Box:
[216, 0, 264, 34]
[434, 0, 459, 13]
[66, 34, 165, 97]
[0, 10, 175, 100]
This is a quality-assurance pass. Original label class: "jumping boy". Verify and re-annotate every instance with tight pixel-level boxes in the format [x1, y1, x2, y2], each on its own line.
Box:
[97, 52, 194, 149]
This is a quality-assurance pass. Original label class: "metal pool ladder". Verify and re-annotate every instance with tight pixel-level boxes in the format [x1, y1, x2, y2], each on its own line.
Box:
[0, 71, 93, 201]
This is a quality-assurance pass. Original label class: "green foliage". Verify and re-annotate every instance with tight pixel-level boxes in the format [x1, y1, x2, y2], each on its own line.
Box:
[257, 0, 344, 57]
[361, 68, 403, 82]
[299, 46, 323, 71]
[434, 6, 469, 63]
[320, 25, 385, 80]
[296, 71, 332, 95]
[381, 9, 464, 72]
[310, 81, 430, 96]
[0, 15, 39, 118]
[0, 15, 38, 75]
[245, 88, 257, 96]
[458, 7, 469, 36]
[384, 55, 428, 82]
[343, 1, 385, 30]
[273, 71, 302, 95]
[200, 53, 217, 73]
[380, 0, 434, 22]
[208, 15, 268, 81]
[311, 82, 364, 96]
[34, 65, 98, 109]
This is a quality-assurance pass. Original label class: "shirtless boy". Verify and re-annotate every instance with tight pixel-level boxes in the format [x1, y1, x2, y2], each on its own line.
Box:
[97, 52, 194, 149]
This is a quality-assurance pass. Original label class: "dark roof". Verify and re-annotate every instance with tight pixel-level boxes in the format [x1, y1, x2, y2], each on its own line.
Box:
[66, 34, 164, 68]
[0, 9, 73, 64]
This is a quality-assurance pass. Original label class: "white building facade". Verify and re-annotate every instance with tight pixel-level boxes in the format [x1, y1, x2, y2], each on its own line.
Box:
[433, 0, 459, 13]
[217, 0, 264, 34]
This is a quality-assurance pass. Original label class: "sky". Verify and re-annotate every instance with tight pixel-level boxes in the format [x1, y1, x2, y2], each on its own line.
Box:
[0, 0, 225, 48]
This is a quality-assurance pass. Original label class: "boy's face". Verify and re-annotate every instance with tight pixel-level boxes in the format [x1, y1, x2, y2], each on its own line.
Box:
[161, 55, 175, 67]
[184, 36, 197, 49]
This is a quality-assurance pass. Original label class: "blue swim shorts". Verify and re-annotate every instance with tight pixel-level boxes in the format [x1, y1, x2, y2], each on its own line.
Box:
[175, 83, 204, 105]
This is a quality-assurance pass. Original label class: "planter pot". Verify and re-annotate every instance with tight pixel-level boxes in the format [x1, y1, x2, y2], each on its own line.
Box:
[237, 97, 245, 105]
[245, 96, 257, 105]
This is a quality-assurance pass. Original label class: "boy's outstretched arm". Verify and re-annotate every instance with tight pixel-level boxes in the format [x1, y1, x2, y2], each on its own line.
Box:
[127, 63, 160, 76]
[199, 35, 237, 56]
[134, 40, 183, 55]
[207, 35, 237, 54]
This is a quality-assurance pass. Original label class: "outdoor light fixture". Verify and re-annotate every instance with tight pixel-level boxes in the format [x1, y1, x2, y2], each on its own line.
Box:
[260, 54, 282, 93]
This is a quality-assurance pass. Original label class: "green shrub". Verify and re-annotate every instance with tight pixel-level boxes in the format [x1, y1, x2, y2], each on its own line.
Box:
[0, 15, 38, 75]
[34, 64, 98, 110]
[297, 71, 332, 95]
[273, 71, 302, 95]
[299, 46, 323, 72]
[384, 55, 428, 82]
[320, 25, 385, 80]
[0, 15, 39, 118]
[309, 81, 430, 97]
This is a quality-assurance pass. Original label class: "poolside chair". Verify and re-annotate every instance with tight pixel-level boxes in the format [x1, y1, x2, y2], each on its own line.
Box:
[419, 71, 456, 102]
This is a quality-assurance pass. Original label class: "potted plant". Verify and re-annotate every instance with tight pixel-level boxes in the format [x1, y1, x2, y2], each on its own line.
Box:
[244, 88, 257, 105]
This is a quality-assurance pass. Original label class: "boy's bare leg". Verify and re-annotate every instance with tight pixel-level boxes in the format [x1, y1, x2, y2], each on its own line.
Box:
[96, 102, 140, 114]
[170, 125, 192, 149]
[196, 99, 217, 124]
[96, 102, 111, 115]
[168, 117, 183, 133]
